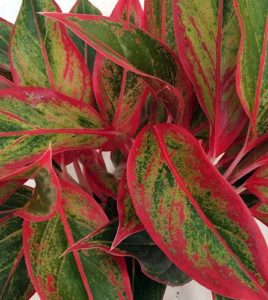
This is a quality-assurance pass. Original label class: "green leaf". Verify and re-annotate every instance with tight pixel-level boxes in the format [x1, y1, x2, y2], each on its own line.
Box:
[42, 13, 189, 122]
[0, 187, 34, 300]
[233, 0, 267, 136]
[69, 223, 191, 286]
[0, 88, 114, 172]
[0, 76, 13, 89]
[128, 260, 166, 300]
[127, 123, 268, 299]
[0, 18, 12, 78]
[69, 0, 102, 72]
[23, 180, 132, 300]
[10, 0, 92, 103]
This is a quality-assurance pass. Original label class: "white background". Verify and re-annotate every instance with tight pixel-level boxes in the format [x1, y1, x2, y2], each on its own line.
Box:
[0, 1, 267, 299]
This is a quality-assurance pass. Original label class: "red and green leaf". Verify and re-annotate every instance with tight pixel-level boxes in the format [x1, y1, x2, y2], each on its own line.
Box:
[81, 151, 117, 200]
[10, 0, 92, 103]
[0, 87, 115, 171]
[127, 123, 268, 299]
[112, 173, 143, 248]
[0, 75, 13, 90]
[250, 202, 268, 227]
[42, 12, 187, 122]
[243, 165, 268, 204]
[0, 187, 34, 300]
[233, 0, 268, 136]
[173, 0, 246, 156]
[68, 224, 191, 286]
[23, 180, 132, 300]
[93, 0, 149, 135]
[0, 18, 12, 81]
[69, 0, 102, 72]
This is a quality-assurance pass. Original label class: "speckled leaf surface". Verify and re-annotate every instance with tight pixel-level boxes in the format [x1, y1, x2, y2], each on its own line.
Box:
[23, 180, 132, 300]
[10, 0, 92, 103]
[144, 0, 176, 52]
[93, 0, 148, 135]
[173, 0, 246, 156]
[69, 0, 101, 72]
[127, 123, 268, 299]
[0, 187, 34, 300]
[69, 224, 191, 286]
[42, 13, 187, 122]
[112, 174, 143, 248]
[0, 18, 12, 78]
[0, 88, 114, 172]
[243, 165, 268, 204]
[233, 0, 268, 136]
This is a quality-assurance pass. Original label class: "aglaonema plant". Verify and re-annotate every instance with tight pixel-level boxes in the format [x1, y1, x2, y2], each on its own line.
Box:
[0, 0, 267, 299]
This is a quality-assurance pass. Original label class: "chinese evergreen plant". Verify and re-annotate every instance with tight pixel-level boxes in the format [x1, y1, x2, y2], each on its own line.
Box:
[0, 0, 267, 299]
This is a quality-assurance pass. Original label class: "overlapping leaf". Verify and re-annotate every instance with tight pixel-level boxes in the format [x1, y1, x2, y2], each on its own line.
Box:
[23, 180, 132, 300]
[127, 123, 268, 299]
[0, 87, 114, 172]
[0, 187, 34, 300]
[93, 0, 149, 135]
[173, 0, 246, 156]
[69, 0, 102, 72]
[244, 165, 268, 204]
[112, 174, 143, 248]
[0, 76, 13, 90]
[250, 202, 268, 227]
[42, 12, 188, 122]
[68, 223, 191, 286]
[233, 0, 268, 136]
[10, 0, 92, 103]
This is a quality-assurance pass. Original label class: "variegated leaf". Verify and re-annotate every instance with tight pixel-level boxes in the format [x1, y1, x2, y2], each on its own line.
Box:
[69, 0, 102, 72]
[244, 165, 268, 204]
[68, 223, 191, 286]
[10, 0, 92, 103]
[250, 202, 268, 227]
[23, 180, 132, 300]
[42, 12, 187, 122]
[173, 0, 246, 156]
[0, 88, 114, 173]
[0, 75, 13, 90]
[127, 123, 268, 299]
[233, 0, 268, 136]
[0, 187, 34, 300]
[93, 0, 149, 135]
[0, 18, 12, 81]
[112, 173, 143, 249]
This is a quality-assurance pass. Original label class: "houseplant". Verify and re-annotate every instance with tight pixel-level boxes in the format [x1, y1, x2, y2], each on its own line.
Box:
[0, 0, 267, 299]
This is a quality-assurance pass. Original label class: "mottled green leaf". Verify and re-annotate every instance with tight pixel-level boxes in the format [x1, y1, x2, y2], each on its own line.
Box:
[233, 0, 267, 136]
[23, 180, 132, 300]
[0, 187, 34, 300]
[42, 13, 189, 122]
[10, 0, 92, 103]
[69, 0, 102, 72]
[127, 123, 268, 299]
[173, 0, 246, 156]
[0, 18, 12, 79]
[0, 88, 114, 173]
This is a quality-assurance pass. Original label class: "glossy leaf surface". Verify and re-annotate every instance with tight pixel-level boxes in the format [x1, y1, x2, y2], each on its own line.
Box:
[10, 0, 92, 103]
[0, 88, 113, 172]
[233, 0, 268, 136]
[127, 123, 268, 299]
[173, 0, 246, 156]
[24, 180, 132, 300]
